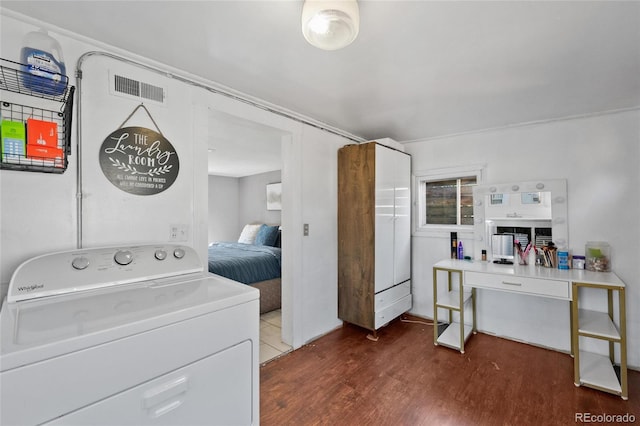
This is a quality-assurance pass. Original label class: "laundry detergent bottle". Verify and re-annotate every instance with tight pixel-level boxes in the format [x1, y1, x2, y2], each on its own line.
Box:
[20, 29, 68, 96]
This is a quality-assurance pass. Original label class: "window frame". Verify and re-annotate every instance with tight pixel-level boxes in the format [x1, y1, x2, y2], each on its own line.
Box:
[413, 165, 484, 237]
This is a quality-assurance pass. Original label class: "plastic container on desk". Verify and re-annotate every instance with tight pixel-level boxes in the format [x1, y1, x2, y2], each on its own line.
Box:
[585, 241, 611, 272]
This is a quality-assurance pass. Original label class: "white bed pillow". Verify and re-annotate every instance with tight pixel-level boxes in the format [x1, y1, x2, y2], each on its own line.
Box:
[238, 223, 263, 244]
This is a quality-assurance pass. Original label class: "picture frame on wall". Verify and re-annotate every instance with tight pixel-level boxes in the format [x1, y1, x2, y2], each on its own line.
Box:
[266, 182, 282, 211]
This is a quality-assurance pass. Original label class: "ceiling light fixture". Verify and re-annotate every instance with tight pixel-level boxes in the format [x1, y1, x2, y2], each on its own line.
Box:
[301, 0, 359, 51]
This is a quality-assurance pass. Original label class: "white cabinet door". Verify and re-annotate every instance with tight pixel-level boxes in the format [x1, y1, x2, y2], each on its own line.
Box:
[374, 144, 395, 293]
[374, 145, 411, 293]
[393, 151, 411, 285]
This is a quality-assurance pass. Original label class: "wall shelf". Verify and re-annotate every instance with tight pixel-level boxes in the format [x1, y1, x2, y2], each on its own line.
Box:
[0, 58, 74, 174]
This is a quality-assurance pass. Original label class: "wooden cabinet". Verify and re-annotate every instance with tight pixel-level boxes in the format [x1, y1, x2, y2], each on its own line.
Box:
[338, 142, 411, 336]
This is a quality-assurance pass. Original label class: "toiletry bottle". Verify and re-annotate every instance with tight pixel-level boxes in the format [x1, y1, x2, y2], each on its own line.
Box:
[458, 241, 463, 260]
[451, 232, 458, 259]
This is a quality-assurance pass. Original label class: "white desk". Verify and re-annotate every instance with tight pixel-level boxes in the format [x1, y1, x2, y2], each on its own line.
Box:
[432, 259, 627, 399]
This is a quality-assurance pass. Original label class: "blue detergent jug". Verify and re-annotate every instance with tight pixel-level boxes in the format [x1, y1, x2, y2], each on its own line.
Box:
[20, 30, 68, 96]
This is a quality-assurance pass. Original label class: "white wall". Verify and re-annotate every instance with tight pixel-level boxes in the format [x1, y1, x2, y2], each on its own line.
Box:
[404, 109, 640, 368]
[299, 126, 344, 340]
[208, 175, 240, 243]
[0, 11, 351, 351]
[0, 16, 88, 292]
[78, 54, 204, 251]
[238, 170, 281, 231]
[208, 170, 282, 244]
[0, 15, 208, 273]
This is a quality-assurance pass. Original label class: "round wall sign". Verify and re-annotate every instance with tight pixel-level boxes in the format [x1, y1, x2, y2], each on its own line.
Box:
[99, 126, 179, 195]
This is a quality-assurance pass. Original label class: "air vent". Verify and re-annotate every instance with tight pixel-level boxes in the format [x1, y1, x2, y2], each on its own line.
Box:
[114, 74, 140, 97]
[112, 74, 165, 104]
[140, 82, 164, 102]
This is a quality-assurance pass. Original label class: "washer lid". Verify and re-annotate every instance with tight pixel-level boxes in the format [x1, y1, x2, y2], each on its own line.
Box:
[0, 273, 259, 371]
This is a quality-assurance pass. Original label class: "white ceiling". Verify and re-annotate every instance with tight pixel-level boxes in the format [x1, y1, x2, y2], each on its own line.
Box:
[2, 1, 639, 174]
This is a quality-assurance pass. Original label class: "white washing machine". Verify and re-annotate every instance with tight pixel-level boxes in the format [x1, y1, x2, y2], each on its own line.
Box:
[0, 244, 259, 426]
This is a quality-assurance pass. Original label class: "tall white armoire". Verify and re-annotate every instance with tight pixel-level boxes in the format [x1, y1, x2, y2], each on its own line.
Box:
[338, 141, 412, 339]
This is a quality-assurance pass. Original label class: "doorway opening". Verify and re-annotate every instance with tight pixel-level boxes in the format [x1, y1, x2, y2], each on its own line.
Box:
[206, 110, 292, 362]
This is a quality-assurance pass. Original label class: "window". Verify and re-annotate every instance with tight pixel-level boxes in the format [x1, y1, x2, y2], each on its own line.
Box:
[424, 177, 476, 225]
[414, 166, 483, 234]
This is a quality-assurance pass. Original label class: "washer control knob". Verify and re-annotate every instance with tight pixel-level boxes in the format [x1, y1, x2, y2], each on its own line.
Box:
[173, 248, 185, 259]
[114, 250, 134, 266]
[71, 256, 90, 270]
[155, 249, 167, 260]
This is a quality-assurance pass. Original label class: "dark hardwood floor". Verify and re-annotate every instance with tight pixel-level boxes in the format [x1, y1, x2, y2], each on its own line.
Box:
[260, 315, 639, 425]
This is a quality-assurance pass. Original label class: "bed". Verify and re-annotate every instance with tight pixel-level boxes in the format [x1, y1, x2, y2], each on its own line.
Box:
[208, 224, 282, 314]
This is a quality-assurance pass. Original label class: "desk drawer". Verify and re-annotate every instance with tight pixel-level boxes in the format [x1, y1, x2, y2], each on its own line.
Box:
[465, 272, 569, 300]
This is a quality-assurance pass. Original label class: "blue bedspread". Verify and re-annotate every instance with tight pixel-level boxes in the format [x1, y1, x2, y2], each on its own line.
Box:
[207, 242, 282, 284]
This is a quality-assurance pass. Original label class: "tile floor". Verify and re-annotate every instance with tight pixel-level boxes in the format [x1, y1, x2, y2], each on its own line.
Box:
[259, 309, 292, 364]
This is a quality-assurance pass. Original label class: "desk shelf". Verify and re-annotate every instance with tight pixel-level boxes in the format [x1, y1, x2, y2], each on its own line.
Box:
[433, 266, 476, 353]
[578, 351, 622, 395]
[437, 290, 472, 310]
[578, 309, 621, 340]
[436, 322, 474, 352]
[572, 281, 627, 400]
